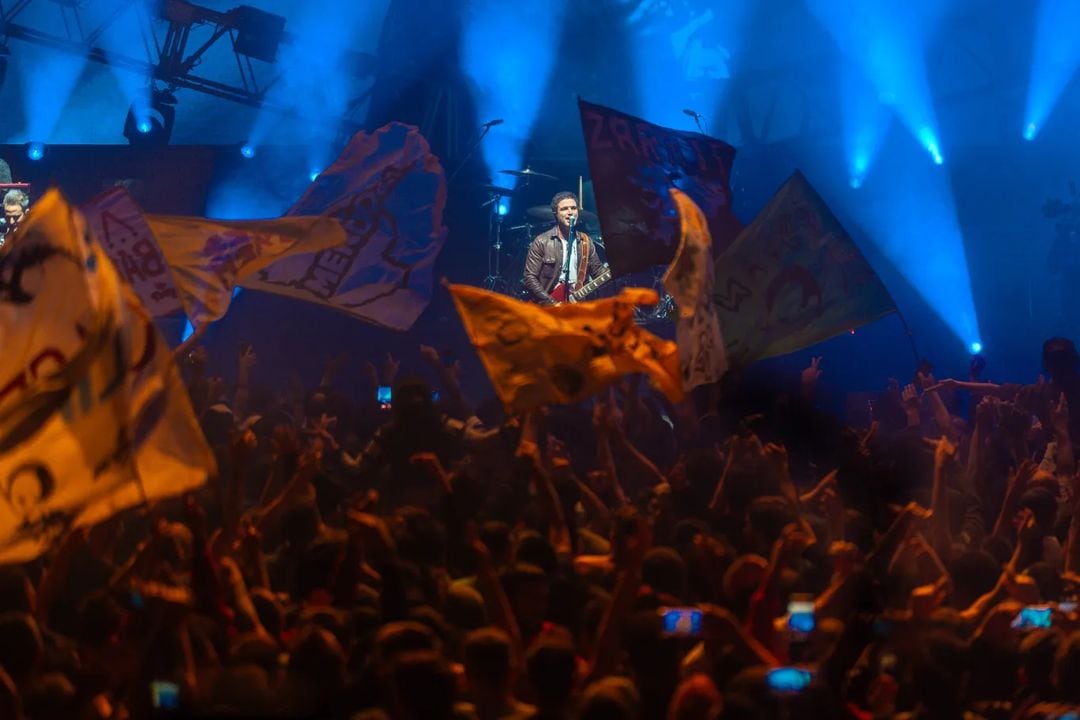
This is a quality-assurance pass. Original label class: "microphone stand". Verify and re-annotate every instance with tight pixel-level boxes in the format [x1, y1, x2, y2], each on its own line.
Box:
[447, 123, 493, 186]
[563, 217, 576, 302]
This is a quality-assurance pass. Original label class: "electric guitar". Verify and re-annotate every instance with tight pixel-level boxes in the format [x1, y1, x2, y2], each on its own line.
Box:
[550, 265, 612, 303]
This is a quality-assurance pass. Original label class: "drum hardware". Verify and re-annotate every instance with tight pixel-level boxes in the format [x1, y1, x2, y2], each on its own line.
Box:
[499, 167, 558, 182]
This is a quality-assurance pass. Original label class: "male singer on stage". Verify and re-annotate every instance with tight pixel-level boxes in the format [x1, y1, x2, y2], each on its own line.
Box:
[522, 191, 604, 305]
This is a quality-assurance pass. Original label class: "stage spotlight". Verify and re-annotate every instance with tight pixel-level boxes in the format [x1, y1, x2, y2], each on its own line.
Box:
[917, 127, 944, 165]
[497, 200, 509, 216]
[1023, 122, 1037, 141]
[850, 176, 864, 189]
[123, 90, 176, 146]
[240, 144, 256, 159]
[26, 142, 45, 161]
[309, 170, 321, 182]
[970, 341, 983, 354]
[233, 5, 287, 63]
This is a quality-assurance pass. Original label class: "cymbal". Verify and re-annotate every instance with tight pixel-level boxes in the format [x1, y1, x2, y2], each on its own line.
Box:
[499, 167, 558, 181]
[479, 184, 515, 196]
[526, 206, 598, 223]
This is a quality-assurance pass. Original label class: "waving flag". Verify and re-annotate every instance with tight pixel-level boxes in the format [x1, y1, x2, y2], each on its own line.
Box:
[449, 284, 682, 412]
[579, 99, 741, 276]
[145, 214, 345, 324]
[0, 190, 215, 563]
[243, 122, 448, 330]
[663, 189, 728, 390]
[82, 187, 183, 318]
[715, 171, 896, 365]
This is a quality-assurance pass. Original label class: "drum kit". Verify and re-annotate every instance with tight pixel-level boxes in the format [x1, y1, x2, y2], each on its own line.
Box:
[478, 167, 673, 322]
[480, 167, 600, 292]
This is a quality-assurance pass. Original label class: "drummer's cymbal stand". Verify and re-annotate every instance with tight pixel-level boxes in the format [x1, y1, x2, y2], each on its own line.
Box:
[482, 190, 512, 293]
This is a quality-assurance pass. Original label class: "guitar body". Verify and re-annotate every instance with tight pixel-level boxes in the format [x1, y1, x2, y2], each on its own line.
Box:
[549, 282, 571, 303]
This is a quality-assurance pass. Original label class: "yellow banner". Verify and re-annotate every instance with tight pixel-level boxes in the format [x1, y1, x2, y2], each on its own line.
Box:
[147, 214, 346, 324]
[663, 189, 728, 390]
[0, 191, 215, 563]
[449, 284, 683, 413]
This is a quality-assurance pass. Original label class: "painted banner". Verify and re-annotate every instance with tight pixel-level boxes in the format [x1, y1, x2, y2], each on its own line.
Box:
[662, 189, 727, 390]
[243, 122, 448, 331]
[449, 284, 683, 413]
[146, 214, 346, 325]
[0, 190, 215, 563]
[579, 98, 741, 276]
[81, 187, 183, 318]
[715, 171, 896, 365]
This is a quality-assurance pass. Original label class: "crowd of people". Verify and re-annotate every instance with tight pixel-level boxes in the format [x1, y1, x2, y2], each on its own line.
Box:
[3, 329, 1080, 719]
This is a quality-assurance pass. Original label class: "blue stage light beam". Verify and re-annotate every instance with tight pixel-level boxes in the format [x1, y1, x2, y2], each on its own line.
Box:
[245, 1, 384, 178]
[16, 43, 90, 144]
[462, 0, 568, 193]
[1023, 0, 1080, 141]
[98, 0, 153, 136]
[809, 0, 947, 167]
[844, 148, 981, 352]
[842, 64, 892, 190]
[625, 0, 746, 133]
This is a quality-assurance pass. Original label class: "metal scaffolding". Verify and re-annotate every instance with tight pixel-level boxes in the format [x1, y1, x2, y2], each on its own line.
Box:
[0, 0, 377, 129]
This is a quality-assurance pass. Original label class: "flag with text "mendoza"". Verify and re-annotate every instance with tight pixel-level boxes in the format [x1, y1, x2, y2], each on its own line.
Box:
[243, 122, 448, 330]
[448, 284, 683, 413]
[146, 213, 346, 325]
[0, 190, 215, 563]
[579, 98, 741, 276]
[714, 171, 896, 365]
[662, 189, 728, 390]
[81, 187, 183, 318]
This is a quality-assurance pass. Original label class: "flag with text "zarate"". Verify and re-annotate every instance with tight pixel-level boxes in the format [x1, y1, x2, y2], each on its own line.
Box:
[579, 98, 741, 276]
[449, 284, 683, 413]
[0, 190, 215, 563]
[243, 122, 449, 330]
[662, 189, 728, 390]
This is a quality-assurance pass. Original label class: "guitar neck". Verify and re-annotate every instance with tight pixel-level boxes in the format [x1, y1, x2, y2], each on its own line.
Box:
[571, 266, 612, 301]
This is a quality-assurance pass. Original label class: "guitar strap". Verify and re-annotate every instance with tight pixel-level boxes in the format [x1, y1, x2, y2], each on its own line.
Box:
[574, 233, 591, 290]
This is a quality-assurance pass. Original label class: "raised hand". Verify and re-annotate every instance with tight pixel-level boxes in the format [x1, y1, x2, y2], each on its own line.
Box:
[238, 344, 257, 373]
[901, 383, 920, 414]
[410, 451, 452, 494]
[382, 352, 401, 388]
[418, 344, 441, 367]
[1051, 392, 1070, 437]
[801, 356, 823, 386]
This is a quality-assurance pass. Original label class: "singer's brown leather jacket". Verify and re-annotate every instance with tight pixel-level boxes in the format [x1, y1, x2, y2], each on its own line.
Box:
[522, 229, 603, 305]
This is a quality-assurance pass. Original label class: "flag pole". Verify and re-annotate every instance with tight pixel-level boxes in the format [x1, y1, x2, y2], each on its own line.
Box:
[892, 309, 922, 367]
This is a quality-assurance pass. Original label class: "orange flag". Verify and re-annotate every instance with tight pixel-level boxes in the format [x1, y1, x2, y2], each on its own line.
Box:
[448, 284, 683, 413]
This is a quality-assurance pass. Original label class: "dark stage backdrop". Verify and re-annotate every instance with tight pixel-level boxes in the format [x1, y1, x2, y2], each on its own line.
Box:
[0, 145, 221, 214]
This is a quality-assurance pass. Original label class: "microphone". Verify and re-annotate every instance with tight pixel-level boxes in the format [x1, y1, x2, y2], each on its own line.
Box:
[480, 118, 504, 129]
[682, 108, 701, 119]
